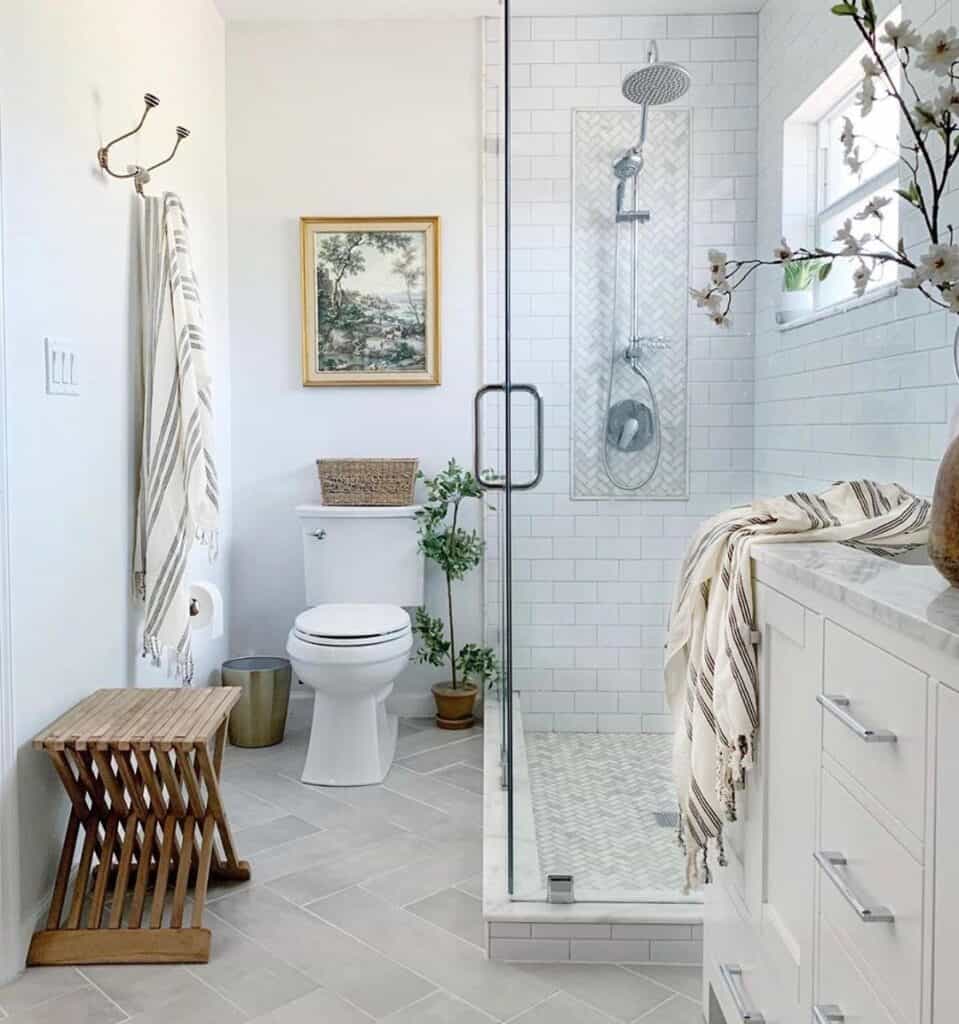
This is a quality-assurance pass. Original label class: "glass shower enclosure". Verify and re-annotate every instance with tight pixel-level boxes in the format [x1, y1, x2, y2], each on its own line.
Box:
[477, 0, 714, 907]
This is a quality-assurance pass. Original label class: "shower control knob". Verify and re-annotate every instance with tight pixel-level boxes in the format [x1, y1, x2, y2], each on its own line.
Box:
[311, 529, 327, 540]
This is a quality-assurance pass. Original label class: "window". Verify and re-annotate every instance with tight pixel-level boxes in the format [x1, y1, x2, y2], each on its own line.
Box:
[781, 14, 902, 320]
[814, 72, 900, 308]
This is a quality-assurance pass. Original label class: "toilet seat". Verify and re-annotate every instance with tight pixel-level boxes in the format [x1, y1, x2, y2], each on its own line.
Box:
[292, 602, 411, 649]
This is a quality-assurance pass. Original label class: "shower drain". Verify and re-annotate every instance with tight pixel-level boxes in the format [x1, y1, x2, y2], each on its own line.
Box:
[653, 811, 679, 829]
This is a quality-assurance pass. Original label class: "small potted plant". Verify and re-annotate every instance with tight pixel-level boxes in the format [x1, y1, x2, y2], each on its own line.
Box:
[414, 460, 498, 729]
[778, 257, 824, 323]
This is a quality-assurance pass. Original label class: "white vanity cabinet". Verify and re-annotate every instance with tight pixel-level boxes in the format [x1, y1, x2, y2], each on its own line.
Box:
[705, 579, 823, 1024]
[703, 543, 959, 1024]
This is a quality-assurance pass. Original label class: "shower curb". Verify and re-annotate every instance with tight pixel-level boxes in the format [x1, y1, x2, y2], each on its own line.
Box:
[482, 697, 703, 964]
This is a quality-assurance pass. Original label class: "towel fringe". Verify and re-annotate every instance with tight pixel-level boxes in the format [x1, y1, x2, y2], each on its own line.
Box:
[196, 526, 219, 561]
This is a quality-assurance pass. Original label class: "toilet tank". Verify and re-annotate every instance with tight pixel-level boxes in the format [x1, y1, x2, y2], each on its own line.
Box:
[296, 505, 425, 607]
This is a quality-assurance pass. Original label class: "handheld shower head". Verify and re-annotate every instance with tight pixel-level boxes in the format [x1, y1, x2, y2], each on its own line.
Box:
[613, 148, 644, 180]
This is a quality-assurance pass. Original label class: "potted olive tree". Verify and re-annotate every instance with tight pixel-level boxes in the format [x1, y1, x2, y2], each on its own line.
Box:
[414, 460, 498, 729]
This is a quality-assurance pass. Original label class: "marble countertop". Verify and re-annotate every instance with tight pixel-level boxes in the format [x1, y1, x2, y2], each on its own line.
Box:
[752, 542, 959, 659]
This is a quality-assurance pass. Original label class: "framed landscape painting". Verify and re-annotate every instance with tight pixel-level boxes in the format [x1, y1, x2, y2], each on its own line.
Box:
[300, 216, 441, 386]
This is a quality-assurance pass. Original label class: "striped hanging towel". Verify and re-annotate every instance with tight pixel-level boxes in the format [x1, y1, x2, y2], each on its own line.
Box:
[134, 192, 219, 684]
[665, 481, 929, 889]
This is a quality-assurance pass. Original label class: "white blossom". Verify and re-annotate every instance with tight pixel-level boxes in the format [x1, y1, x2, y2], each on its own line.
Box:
[854, 195, 892, 221]
[917, 27, 959, 76]
[852, 262, 871, 298]
[689, 287, 722, 313]
[708, 249, 729, 286]
[834, 218, 870, 256]
[937, 82, 959, 120]
[881, 18, 922, 50]
[711, 311, 731, 328]
[860, 55, 881, 78]
[839, 116, 855, 154]
[918, 244, 959, 286]
[946, 287, 959, 314]
[773, 238, 793, 262]
[844, 145, 864, 175]
[857, 75, 877, 116]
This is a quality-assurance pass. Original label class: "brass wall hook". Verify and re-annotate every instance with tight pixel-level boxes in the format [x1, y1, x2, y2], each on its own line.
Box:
[97, 93, 190, 196]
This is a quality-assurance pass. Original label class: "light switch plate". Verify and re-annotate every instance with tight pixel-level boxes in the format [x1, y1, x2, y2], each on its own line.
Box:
[45, 337, 80, 396]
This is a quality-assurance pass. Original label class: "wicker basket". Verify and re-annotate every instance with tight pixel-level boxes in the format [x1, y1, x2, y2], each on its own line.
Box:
[316, 458, 419, 507]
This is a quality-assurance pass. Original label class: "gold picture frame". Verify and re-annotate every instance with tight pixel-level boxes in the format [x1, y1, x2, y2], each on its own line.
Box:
[300, 216, 441, 387]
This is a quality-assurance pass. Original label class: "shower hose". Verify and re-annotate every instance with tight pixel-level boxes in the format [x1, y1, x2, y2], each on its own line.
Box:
[601, 180, 663, 492]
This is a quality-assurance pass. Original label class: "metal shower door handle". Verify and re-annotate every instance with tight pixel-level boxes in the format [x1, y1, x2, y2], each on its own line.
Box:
[473, 383, 544, 492]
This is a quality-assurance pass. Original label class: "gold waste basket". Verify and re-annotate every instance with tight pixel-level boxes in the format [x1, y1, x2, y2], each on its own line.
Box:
[221, 657, 291, 748]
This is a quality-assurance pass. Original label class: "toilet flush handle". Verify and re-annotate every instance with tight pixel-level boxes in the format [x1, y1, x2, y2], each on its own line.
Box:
[310, 529, 327, 540]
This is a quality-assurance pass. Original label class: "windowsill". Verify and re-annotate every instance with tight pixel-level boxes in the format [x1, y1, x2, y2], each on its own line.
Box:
[775, 281, 898, 333]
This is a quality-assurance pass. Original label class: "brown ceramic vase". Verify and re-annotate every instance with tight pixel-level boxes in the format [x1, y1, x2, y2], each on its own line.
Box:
[930, 432, 959, 587]
[431, 683, 478, 730]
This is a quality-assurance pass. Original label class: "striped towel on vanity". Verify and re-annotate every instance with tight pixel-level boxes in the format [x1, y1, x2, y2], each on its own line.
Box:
[664, 481, 929, 888]
[134, 193, 219, 684]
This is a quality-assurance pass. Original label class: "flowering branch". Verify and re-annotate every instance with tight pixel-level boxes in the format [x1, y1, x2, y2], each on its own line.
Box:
[691, 3, 959, 334]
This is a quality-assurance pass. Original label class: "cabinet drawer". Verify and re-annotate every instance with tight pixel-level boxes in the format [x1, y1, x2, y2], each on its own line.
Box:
[819, 769, 922, 1022]
[706, 884, 780, 1024]
[821, 622, 927, 837]
[816, 919, 896, 1024]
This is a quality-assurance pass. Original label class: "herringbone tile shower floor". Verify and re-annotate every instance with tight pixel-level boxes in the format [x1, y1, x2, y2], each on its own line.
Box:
[526, 733, 688, 895]
[2, 697, 703, 1023]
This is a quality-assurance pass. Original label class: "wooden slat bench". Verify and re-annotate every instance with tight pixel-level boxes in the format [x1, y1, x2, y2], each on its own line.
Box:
[28, 687, 250, 966]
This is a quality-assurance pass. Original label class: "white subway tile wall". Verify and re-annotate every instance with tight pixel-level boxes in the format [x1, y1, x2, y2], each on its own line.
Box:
[483, 12, 758, 731]
[754, 0, 959, 500]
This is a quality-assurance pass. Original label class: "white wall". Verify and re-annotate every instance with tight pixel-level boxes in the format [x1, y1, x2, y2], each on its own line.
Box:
[484, 11, 757, 732]
[226, 19, 484, 711]
[0, 0, 230, 960]
[754, 0, 957, 498]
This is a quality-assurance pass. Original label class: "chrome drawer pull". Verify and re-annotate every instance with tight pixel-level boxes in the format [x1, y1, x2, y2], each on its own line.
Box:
[814, 850, 895, 923]
[719, 963, 765, 1023]
[817, 694, 897, 743]
[813, 1006, 844, 1024]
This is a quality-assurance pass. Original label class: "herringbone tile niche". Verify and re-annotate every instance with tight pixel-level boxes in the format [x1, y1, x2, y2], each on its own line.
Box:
[572, 108, 690, 498]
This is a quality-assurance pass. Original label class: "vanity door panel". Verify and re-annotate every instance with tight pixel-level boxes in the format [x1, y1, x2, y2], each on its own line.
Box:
[758, 583, 821, 1020]
[723, 581, 821, 1022]
[934, 683, 959, 1022]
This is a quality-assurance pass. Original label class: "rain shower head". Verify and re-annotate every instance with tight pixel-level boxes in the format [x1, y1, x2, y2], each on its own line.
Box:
[621, 60, 691, 107]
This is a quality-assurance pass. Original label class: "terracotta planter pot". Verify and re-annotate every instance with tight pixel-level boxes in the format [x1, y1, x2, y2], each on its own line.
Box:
[930, 430, 959, 586]
[431, 683, 478, 730]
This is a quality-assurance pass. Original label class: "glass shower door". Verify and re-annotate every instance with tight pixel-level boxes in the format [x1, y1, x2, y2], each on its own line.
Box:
[488, 0, 701, 906]
[474, 0, 547, 899]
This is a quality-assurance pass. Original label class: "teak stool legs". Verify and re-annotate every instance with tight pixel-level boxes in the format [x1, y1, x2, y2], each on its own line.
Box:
[28, 719, 249, 966]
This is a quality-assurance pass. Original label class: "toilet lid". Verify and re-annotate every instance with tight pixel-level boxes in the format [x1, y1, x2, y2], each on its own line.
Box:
[294, 603, 410, 640]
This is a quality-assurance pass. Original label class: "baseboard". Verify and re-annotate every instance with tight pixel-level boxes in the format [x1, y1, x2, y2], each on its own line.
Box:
[2, 893, 49, 984]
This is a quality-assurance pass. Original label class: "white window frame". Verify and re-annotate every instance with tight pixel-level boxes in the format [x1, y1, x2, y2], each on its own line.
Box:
[779, 12, 902, 327]
[812, 73, 899, 310]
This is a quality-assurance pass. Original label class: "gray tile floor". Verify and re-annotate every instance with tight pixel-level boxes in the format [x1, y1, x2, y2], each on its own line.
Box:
[0, 695, 704, 1023]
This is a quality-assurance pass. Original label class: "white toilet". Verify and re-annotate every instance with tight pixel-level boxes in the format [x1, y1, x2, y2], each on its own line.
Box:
[286, 504, 424, 786]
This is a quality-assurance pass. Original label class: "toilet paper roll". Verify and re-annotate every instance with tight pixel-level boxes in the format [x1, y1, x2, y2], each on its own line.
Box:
[188, 580, 224, 640]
